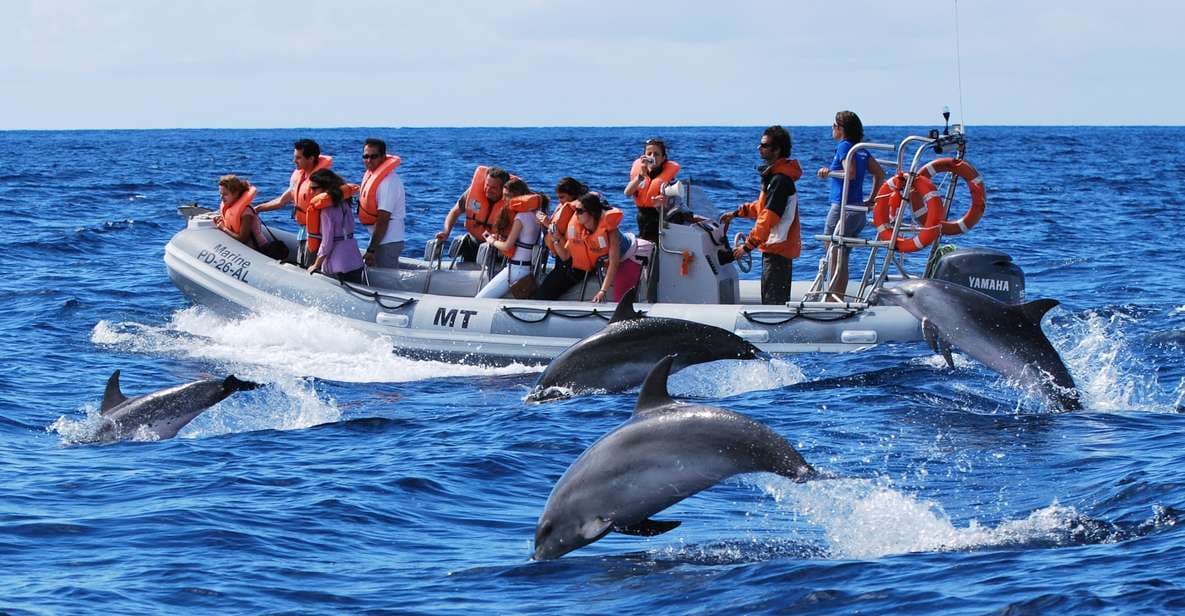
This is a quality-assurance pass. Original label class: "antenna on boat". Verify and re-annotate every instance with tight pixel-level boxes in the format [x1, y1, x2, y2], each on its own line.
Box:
[953, 0, 966, 129]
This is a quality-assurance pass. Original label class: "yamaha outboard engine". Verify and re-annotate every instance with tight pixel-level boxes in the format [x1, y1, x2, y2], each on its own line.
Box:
[929, 247, 1025, 304]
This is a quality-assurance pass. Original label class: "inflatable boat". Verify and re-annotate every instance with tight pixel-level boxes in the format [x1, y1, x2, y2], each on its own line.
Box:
[165, 127, 1019, 365]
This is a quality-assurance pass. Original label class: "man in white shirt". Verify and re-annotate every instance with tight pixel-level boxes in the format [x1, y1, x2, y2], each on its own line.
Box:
[358, 138, 406, 269]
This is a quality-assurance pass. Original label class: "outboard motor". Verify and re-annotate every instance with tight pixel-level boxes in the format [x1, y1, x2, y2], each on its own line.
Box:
[929, 247, 1025, 303]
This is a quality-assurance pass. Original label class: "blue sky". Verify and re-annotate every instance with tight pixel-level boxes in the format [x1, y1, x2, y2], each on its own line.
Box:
[2, 0, 1180, 129]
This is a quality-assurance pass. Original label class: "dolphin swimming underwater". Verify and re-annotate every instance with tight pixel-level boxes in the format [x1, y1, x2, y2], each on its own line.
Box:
[532, 355, 815, 560]
[527, 288, 764, 401]
[86, 370, 261, 443]
[874, 278, 1082, 411]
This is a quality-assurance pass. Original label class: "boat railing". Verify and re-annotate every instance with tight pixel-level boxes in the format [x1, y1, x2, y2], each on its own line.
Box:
[863, 127, 968, 297]
[805, 125, 970, 305]
[804, 141, 898, 302]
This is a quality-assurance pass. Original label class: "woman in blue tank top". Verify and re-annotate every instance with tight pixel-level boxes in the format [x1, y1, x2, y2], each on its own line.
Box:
[816, 110, 884, 301]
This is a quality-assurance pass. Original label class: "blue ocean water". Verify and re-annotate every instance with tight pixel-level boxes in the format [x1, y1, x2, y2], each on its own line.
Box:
[2, 125, 1185, 614]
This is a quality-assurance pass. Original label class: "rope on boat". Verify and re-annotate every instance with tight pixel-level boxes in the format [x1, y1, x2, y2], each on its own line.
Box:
[742, 304, 861, 325]
[501, 306, 618, 324]
[339, 280, 418, 310]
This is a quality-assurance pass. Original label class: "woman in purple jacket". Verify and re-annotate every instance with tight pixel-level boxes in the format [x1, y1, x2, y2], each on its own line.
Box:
[306, 169, 366, 284]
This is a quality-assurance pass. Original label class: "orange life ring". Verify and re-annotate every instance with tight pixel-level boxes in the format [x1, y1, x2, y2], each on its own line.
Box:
[917, 158, 986, 235]
[872, 173, 944, 253]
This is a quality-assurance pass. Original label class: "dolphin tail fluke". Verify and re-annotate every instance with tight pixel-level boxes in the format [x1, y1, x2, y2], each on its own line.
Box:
[635, 354, 677, 412]
[609, 287, 645, 324]
[615, 518, 682, 536]
[222, 375, 262, 394]
[101, 370, 128, 414]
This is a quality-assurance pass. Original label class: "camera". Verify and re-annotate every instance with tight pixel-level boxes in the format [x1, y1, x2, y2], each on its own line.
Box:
[642, 155, 657, 166]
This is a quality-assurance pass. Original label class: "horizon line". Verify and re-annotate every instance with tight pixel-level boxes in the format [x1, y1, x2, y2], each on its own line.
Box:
[3, 123, 1183, 133]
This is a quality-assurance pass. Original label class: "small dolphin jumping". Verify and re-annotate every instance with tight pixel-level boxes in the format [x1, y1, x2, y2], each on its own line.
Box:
[532, 355, 815, 560]
[87, 370, 261, 443]
[527, 288, 764, 400]
[875, 278, 1082, 411]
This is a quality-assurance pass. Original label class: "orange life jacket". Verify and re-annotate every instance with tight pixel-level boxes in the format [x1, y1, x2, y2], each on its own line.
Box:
[219, 185, 258, 238]
[499, 194, 543, 259]
[543, 201, 577, 255]
[306, 184, 359, 253]
[629, 159, 680, 209]
[734, 158, 802, 259]
[567, 208, 624, 271]
[462, 166, 508, 240]
[358, 155, 402, 225]
[291, 155, 334, 228]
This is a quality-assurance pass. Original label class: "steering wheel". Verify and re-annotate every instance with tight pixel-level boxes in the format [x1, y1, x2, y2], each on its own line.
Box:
[732, 232, 752, 273]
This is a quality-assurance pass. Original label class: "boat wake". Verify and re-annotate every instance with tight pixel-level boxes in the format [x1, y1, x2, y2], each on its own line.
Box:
[91, 306, 540, 384]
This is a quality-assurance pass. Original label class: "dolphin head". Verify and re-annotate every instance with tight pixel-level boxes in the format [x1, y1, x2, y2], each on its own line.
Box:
[532, 496, 612, 561]
[870, 278, 928, 307]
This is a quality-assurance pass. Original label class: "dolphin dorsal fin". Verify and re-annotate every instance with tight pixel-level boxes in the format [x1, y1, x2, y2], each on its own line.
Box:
[609, 287, 645, 324]
[634, 354, 676, 413]
[101, 370, 128, 413]
[1018, 298, 1060, 324]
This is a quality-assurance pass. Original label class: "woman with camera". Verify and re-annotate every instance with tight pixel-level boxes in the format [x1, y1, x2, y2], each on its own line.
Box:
[623, 138, 680, 242]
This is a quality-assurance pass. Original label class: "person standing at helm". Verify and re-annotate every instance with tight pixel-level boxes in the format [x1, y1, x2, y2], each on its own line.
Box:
[436, 166, 512, 263]
[357, 138, 406, 270]
[623, 138, 679, 243]
[816, 110, 884, 301]
[255, 138, 334, 267]
[720, 126, 803, 305]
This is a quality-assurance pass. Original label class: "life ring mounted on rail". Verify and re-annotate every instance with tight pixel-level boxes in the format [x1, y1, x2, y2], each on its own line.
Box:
[917, 157, 987, 236]
[872, 173, 944, 253]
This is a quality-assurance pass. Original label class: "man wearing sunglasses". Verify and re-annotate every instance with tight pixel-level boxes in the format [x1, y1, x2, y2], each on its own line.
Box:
[357, 138, 406, 270]
[720, 125, 803, 305]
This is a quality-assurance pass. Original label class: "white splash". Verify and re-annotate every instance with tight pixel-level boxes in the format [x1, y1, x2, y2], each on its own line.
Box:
[1050, 308, 1177, 412]
[92, 306, 539, 384]
[759, 476, 1090, 559]
[668, 357, 805, 398]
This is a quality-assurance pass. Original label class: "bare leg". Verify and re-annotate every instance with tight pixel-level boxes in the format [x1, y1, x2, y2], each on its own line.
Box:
[827, 244, 849, 301]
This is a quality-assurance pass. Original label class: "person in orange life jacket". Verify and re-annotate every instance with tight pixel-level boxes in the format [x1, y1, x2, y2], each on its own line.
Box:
[537, 176, 589, 275]
[305, 169, 366, 284]
[623, 138, 679, 242]
[357, 138, 406, 270]
[816, 110, 884, 301]
[476, 178, 549, 299]
[435, 166, 512, 263]
[720, 126, 803, 305]
[255, 139, 333, 267]
[532, 192, 627, 304]
[213, 174, 269, 250]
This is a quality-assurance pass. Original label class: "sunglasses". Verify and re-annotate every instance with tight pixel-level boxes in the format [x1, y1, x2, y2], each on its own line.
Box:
[758, 143, 775, 150]
[362, 154, 382, 160]
[309, 184, 325, 191]
[573, 207, 587, 215]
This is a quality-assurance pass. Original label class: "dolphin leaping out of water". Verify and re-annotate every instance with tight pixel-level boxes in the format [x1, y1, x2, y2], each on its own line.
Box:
[527, 288, 765, 401]
[86, 370, 261, 443]
[874, 278, 1082, 411]
[532, 354, 815, 560]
